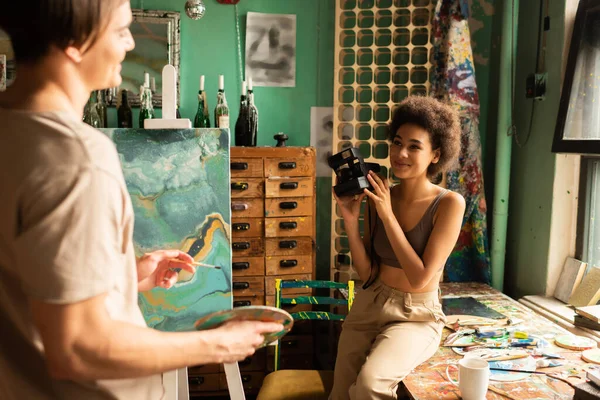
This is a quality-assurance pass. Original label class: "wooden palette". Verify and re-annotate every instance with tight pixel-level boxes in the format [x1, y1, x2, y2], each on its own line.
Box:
[582, 348, 600, 364]
[554, 334, 597, 351]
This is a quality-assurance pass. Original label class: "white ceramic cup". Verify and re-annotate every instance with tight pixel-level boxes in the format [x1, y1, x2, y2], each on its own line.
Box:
[445, 357, 490, 400]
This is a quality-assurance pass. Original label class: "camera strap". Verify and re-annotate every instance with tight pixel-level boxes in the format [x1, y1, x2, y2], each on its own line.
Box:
[362, 198, 380, 289]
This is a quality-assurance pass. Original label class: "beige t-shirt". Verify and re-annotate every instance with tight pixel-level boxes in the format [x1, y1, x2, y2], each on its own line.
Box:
[0, 109, 164, 399]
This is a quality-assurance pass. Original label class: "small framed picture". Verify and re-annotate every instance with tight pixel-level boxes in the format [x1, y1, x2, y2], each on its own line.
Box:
[0, 54, 6, 91]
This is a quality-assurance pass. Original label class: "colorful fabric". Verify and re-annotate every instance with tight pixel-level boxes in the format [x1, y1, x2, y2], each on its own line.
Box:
[430, 0, 491, 283]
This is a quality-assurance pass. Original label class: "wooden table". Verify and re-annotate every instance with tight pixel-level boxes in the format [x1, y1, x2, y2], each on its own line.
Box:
[401, 282, 593, 399]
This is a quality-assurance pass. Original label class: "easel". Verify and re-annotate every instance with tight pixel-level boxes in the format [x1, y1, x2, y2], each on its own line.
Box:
[150, 65, 246, 400]
[164, 364, 246, 400]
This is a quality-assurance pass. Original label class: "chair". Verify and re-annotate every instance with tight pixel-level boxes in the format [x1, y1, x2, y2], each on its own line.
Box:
[257, 279, 354, 400]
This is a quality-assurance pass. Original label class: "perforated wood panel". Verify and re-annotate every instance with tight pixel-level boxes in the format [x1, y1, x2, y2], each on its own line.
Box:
[331, 0, 436, 284]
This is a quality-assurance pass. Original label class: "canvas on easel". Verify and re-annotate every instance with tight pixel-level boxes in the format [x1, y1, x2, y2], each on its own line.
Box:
[554, 257, 587, 304]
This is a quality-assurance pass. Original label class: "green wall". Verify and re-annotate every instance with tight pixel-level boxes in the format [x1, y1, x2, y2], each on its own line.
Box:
[113, 0, 496, 281]
[504, 0, 566, 298]
[116, 0, 336, 278]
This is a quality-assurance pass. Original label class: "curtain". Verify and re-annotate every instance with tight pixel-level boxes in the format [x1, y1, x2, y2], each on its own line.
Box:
[430, 0, 491, 283]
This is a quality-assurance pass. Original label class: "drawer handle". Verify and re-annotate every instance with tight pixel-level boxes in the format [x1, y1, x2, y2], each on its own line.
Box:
[283, 339, 299, 348]
[231, 162, 249, 170]
[232, 242, 250, 250]
[234, 300, 251, 307]
[233, 282, 250, 290]
[232, 262, 250, 270]
[279, 162, 296, 169]
[233, 223, 250, 231]
[231, 203, 248, 211]
[280, 182, 298, 190]
[280, 259, 298, 268]
[279, 221, 297, 230]
[231, 182, 249, 191]
[279, 240, 297, 249]
[242, 374, 251, 383]
[280, 201, 297, 209]
[189, 376, 205, 385]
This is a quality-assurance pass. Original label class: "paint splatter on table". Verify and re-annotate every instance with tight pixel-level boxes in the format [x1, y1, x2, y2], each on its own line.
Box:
[401, 282, 592, 399]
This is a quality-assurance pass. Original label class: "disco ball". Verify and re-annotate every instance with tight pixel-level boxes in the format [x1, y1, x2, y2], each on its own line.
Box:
[185, 0, 206, 20]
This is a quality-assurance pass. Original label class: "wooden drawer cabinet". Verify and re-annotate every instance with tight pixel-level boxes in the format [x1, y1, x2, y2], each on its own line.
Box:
[191, 147, 317, 397]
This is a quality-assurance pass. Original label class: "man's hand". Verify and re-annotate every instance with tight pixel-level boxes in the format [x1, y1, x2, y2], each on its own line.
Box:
[206, 321, 284, 363]
[136, 250, 195, 292]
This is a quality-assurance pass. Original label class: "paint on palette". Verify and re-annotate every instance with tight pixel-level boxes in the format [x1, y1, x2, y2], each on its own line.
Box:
[488, 356, 537, 382]
[102, 128, 231, 332]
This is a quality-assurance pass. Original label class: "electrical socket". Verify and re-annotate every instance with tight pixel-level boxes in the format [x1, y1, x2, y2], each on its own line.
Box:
[526, 73, 547, 100]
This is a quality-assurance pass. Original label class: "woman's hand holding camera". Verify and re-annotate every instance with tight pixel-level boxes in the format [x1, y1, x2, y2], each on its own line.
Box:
[364, 171, 394, 220]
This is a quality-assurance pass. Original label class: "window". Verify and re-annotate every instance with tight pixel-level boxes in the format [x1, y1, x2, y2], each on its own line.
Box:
[577, 157, 600, 269]
[553, 0, 600, 153]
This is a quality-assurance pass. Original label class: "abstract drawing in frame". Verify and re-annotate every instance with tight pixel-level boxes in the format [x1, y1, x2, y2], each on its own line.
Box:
[102, 127, 232, 332]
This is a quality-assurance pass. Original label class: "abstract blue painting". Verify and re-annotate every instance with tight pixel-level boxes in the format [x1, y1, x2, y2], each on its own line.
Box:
[102, 128, 232, 332]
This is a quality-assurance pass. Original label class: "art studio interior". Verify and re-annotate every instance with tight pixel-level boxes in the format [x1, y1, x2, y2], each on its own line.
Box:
[2, 0, 600, 399]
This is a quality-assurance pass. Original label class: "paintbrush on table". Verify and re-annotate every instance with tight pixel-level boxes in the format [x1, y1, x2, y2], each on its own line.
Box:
[169, 258, 221, 269]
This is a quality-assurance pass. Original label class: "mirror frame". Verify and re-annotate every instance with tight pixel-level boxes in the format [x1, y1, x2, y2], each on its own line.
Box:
[108, 9, 181, 108]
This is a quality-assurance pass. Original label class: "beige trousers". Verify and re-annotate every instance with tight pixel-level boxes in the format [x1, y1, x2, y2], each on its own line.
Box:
[329, 280, 446, 400]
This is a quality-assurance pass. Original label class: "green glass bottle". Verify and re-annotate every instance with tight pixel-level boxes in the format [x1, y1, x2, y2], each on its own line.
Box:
[194, 75, 211, 128]
[83, 91, 102, 128]
[117, 89, 133, 128]
[139, 73, 155, 128]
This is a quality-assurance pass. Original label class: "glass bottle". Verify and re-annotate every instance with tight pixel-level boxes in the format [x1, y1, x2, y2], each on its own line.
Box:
[235, 81, 251, 146]
[247, 77, 259, 146]
[96, 90, 108, 128]
[117, 89, 133, 128]
[214, 74, 230, 129]
[139, 73, 155, 128]
[194, 75, 211, 128]
[83, 91, 101, 128]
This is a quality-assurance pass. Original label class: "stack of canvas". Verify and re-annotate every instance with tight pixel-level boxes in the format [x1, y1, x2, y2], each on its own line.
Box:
[553, 257, 600, 307]
[575, 305, 600, 331]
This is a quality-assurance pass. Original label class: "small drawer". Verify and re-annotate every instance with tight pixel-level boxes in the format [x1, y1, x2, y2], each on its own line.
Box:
[231, 256, 265, 276]
[188, 373, 221, 392]
[265, 255, 312, 276]
[233, 295, 265, 308]
[238, 348, 267, 372]
[231, 198, 264, 218]
[231, 178, 264, 198]
[265, 197, 312, 218]
[219, 371, 265, 392]
[265, 274, 312, 296]
[264, 157, 315, 178]
[265, 237, 313, 256]
[265, 177, 313, 198]
[267, 353, 314, 372]
[188, 364, 220, 375]
[231, 218, 264, 238]
[265, 216, 313, 238]
[230, 158, 263, 178]
[278, 334, 314, 355]
[231, 238, 264, 257]
[232, 276, 265, 296]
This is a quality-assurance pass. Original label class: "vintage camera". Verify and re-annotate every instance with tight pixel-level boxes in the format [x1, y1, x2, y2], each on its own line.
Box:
[328, 147, 381, 197]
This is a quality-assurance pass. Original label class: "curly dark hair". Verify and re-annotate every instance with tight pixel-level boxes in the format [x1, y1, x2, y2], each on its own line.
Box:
[388, 95, 461, 178]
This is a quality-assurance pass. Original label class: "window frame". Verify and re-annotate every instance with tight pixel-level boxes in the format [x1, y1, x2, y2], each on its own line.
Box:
[576, 156, 600, 267]
[552, 0, 600, 154]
